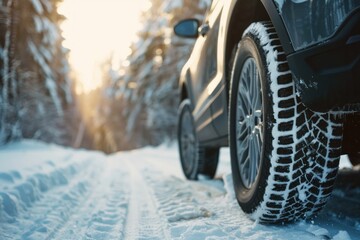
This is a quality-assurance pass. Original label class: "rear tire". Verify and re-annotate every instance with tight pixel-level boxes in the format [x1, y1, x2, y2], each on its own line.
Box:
[178, 99, 219, 180]
[229, 22, 343, 223]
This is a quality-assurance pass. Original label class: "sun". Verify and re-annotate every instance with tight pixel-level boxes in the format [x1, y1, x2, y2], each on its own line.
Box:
[58, 0, 151, 93]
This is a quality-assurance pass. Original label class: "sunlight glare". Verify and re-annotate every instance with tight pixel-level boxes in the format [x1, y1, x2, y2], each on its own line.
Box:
[58, 0, 150, 93]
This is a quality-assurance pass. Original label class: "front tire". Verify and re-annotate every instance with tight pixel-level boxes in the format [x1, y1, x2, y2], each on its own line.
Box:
[229, 22, 343, 223]
[178, 99, 219, 180]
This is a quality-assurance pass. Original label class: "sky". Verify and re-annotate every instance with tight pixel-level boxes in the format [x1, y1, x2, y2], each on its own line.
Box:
[58, 0, 151, 93]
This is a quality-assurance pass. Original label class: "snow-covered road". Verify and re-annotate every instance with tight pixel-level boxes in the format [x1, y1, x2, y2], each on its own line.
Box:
[0, 141, 359, 239]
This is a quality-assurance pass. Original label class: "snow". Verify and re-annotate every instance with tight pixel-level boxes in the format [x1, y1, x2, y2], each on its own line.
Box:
[33, 16, 42, 33]
[30, 0, 43, 15]
[0, 141, 359, 239]
[333, 231, 352, 240]
[40, 0, 52, 13]
[163, 0, 183, 13]
[198, 0, 212, 9]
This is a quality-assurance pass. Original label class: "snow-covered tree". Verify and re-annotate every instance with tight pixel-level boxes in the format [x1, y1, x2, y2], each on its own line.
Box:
[0, 0, 20, 144]
[97, 0, 210, 150]
[16, 0, 72, 143]
[122, 0, 211, 147]
[0, 0, 75, 146]
[17, 0, 72, 115]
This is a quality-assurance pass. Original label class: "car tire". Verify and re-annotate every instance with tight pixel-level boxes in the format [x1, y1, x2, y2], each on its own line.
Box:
[229, 22, 343, 223]
[178, 99, 219, 180]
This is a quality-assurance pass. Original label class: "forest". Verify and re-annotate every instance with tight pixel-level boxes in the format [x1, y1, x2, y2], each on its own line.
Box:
[0, 0, 210, 152]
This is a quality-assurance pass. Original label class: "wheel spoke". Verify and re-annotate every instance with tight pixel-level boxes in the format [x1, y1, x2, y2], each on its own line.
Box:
[237, 104, 247, 124]
[249, 136, 258, 185]
[237, 122, 248, 141]
[235, 58, 264, 189]
[239, 146, 250, 179]
[238, 84, 251, 115]
[249, 62, 256, 106]
[254, 71, 262, 110]
[254, 133, 262, 170]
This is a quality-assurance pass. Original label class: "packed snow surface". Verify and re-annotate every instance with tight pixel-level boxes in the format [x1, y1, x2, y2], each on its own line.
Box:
[0, 140, 359, 239]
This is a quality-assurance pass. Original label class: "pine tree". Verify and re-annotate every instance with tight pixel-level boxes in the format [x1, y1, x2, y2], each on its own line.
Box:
[100, 0, 211, 150]
[0, 0, 75, 145]
[0, 0, 20, 144]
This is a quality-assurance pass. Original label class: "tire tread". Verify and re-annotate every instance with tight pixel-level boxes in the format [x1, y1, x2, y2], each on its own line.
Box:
[241, 22, 343, 223]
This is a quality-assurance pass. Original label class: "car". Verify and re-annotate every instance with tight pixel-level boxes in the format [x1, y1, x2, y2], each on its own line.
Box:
[174, 0, 360, 223]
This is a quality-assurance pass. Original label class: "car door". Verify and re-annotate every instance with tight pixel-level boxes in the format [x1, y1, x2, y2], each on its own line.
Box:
[189, 0, 223, 144]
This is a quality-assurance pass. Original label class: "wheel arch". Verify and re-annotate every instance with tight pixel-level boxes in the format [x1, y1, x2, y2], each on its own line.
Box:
[222, 0, 293, 102]
[180, 82, 188, 102]
[179, 68, 196, 107]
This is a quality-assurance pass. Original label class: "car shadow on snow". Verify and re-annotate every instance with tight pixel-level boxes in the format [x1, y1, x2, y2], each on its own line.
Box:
[310, 167, 360, 237]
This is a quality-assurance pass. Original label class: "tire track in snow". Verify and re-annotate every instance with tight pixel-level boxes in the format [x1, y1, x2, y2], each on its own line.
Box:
[135, 150, 359, 240]
[123, 157, 171, 240]
[0, 153, 98, 240]
[139, 166, 242, 240]
[0, 152, 131, 240]
[52, 159, 130, 240]
[18, 156, 105, 240]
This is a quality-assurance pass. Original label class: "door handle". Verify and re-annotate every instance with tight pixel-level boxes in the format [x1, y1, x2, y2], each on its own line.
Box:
[199, 23, 210, 36]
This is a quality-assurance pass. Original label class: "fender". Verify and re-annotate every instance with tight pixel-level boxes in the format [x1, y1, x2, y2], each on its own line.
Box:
[218, 0, 294, 84]
[260, 0, 294, 54]
[178, 63, 195, 106]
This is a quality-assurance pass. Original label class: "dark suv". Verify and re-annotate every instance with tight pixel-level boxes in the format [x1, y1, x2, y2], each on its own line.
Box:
[174, 0, 360, 223]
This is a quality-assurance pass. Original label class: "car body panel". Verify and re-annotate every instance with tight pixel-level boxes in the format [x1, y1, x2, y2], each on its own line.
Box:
[179, 0, 224, 143]
[208, 0, 290, 140]
[177, 0, 360, 145]
[274, 0, 360, 51]
[287, 8, 360, 111]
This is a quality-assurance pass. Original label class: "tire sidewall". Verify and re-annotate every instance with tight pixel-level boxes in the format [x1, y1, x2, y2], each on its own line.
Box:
[229, 35, 274, 212]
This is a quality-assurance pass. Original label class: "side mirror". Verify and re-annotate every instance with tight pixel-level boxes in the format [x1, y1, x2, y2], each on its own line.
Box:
[174, 19, 199, 38]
